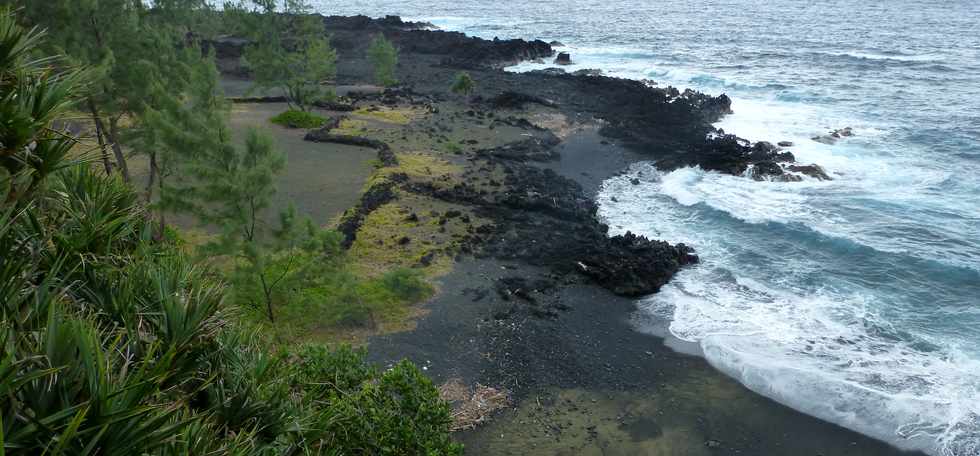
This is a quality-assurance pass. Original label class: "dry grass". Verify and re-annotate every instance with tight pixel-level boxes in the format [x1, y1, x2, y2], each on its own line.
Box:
[353, 106, 418, 125]
[332, 118, 371, 136]
[438, 378, 511, 431]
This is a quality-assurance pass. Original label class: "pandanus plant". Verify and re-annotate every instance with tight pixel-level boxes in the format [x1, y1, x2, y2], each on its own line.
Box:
[0, 9, 229, 454]
[0, 8, 86, 204]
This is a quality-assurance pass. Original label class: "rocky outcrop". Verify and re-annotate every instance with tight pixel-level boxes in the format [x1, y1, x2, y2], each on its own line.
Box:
[484, 91, 558, 109]
[748, 161, 802, 182]
[653, 133, 836, 182]
[476, 134, 561, 162]
[393, 144, 699, 296]
[577, 231, 697, 296]
[555, 52, 572, 65]
[321, 14, 433, 31]
[655, 134, 765, 174]
[412, 33, 553, 69]
[209, 15, 553, 77]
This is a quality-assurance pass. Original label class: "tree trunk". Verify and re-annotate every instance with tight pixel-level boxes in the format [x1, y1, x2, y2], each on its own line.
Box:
[86, 98, 113, 176]
[107, 119, 131, 183]
[157, 159, 166, 239]
[147, 150, 168, 241]
[146, 150, 157, 203]
[259, 272, 275, 322]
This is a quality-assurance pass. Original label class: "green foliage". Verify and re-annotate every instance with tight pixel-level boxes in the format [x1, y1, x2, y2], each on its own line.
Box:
[0, 9, 460, 456]
[164, 125, 295, 322]
[141, 46, 230, 210]
[367, 34, 399, 87]
[270, 109, 328, 129]
[0, 165, 225, 455]
[230, 236, 434, 332]
[443, 140, 464, 154]
[293, 344, 377, 399]
[235, 1, 337, 111]
[450, 71, 475, 96]
[0, 8, 87, 204]
[12, 0, 221, 183]
[293, 347, 463, 456]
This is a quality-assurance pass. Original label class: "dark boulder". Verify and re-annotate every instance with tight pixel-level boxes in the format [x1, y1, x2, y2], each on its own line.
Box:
[555, 52, 572, 65]
[749, 161, 787, 181]
[748, 141, 780, 161]
[812, 127, 854, 145]
[787, 164, 832, 180]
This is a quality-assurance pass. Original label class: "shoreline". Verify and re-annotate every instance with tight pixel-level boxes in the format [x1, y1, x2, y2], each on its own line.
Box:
[209, 15, 928, 455]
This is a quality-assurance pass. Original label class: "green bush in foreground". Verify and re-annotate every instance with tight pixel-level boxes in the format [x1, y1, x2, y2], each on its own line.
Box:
[270, 109, 329, 129]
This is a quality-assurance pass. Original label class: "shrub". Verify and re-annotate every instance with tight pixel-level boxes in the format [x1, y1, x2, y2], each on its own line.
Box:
[450, 71, 475, 96]
[312, 359, 463, 456]
[443, 141, 463, 154]
[293, 344, 377, 398]
[378, 268, 433, 302]
[270, 109, 328, 129]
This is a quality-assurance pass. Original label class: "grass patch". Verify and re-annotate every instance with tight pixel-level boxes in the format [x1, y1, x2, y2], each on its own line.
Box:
[270, 109, 328, 129]
[353, 107, 414, 124]
[367, 152, 462, 190]
[332, 118, 370, 136]
[348, 202, 432, 273]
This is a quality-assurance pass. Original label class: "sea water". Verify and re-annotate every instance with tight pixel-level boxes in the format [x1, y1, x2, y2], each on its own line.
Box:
[316, 1, 980, 454]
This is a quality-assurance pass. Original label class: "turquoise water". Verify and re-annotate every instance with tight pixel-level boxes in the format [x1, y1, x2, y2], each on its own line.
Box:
[315, 1, 980, 454]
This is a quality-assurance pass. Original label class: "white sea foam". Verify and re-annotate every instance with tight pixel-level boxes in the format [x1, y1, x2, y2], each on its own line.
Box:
[828, 51, 946, 63]
[598, 167, 980, 456]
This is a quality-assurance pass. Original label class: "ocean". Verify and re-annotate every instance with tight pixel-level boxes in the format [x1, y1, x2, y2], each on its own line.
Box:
[315, 1, 980, 454]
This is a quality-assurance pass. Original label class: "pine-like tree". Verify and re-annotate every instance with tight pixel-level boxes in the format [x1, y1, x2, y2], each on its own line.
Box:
[234, 0, 338, 111]
[162, 123, 304, 322]
[367, 34, 399, 87]
[10, 0, 218, 183]
[140, 48, 229, 231]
